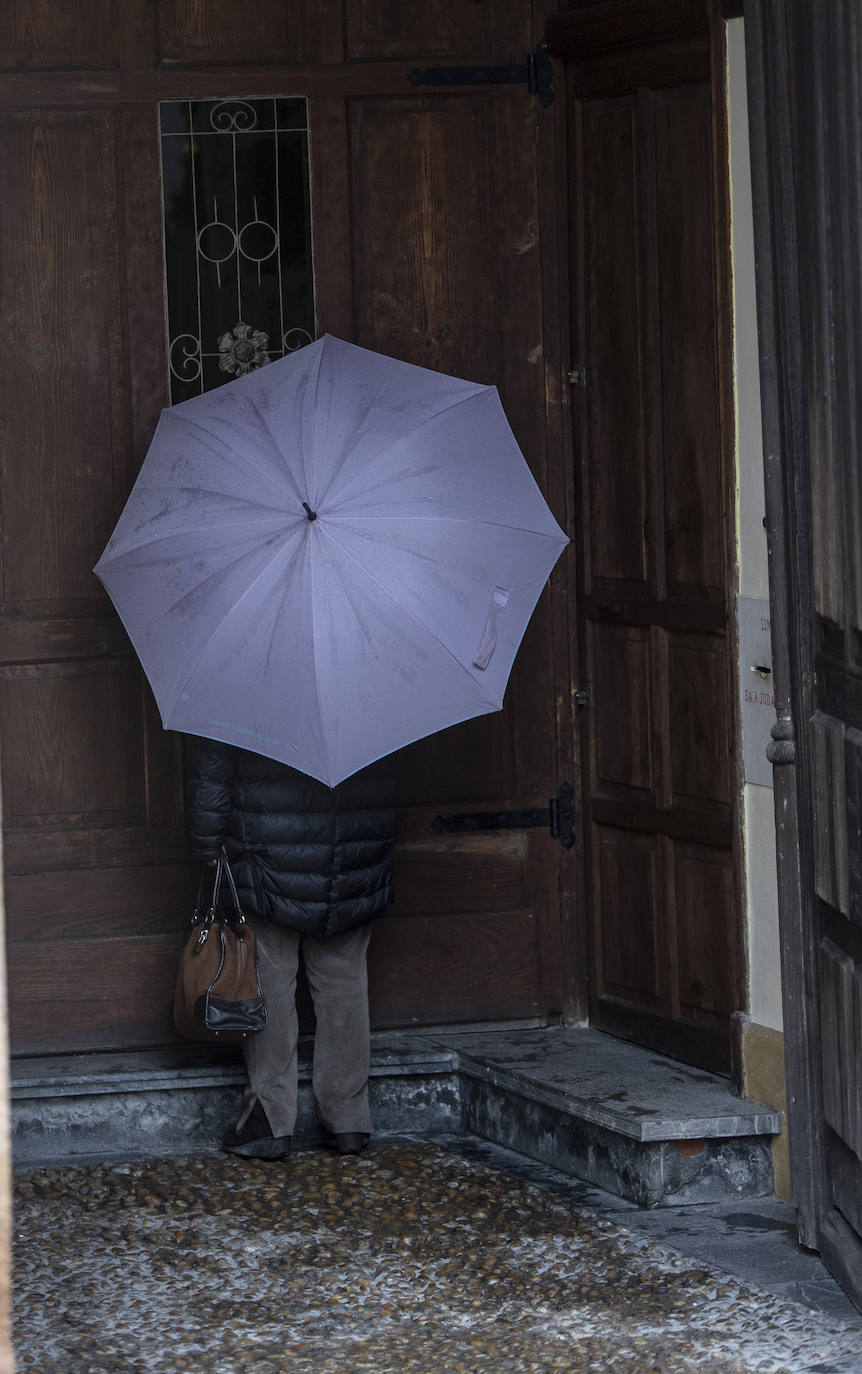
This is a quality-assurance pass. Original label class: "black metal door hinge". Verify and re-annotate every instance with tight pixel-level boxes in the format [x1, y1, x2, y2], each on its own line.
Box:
[432, 780, 574, 848]
[408, 40, 553, 107]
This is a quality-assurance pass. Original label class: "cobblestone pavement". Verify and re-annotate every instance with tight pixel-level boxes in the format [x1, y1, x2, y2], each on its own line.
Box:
[12, 1141, 862, 1373]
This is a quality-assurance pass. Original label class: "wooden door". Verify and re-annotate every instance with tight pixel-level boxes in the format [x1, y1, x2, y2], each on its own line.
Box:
[0, 1, 571, 1055]
[548, 3, 741, 1071]
[746, 0, 862, 1312]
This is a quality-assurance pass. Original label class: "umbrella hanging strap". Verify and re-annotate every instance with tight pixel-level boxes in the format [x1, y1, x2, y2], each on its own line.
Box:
[473, 588, 509, 670]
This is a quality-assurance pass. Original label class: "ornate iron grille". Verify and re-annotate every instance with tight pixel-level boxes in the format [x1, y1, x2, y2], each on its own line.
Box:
[159, 98, 315, 403]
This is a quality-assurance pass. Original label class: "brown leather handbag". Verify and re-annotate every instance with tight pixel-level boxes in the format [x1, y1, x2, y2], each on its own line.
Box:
[173, 851, 267, 1041]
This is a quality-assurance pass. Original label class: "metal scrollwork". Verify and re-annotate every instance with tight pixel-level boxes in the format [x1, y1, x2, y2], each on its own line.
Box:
[160, 96, 315, 400]
[169, 334, 203, 382]
[283, 328, 314, 353]
[209, 101, 258, 132]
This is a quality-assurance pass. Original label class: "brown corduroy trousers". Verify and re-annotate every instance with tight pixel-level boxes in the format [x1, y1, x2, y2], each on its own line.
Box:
[235, 920, 373, 1139]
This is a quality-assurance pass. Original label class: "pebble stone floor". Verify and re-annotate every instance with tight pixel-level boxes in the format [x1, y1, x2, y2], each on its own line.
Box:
[12, 1140, 862, 1374]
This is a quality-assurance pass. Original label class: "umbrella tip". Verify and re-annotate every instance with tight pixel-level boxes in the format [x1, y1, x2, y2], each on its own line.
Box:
[302, 502, 318, 522]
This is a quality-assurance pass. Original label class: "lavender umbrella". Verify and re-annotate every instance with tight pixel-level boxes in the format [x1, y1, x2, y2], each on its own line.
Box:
[95, 335, 568, 786]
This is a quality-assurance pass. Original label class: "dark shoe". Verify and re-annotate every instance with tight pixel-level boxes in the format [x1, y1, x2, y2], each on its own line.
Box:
[222, 1101, 291, 1161]
[333, 1132, 370, 1155]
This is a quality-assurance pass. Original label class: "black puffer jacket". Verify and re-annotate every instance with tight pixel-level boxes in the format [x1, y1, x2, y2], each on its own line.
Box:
[184, 738, 397, 937]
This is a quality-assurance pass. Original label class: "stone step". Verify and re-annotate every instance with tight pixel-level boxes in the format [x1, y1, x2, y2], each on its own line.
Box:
[435, 1026, 782, 1208]
[10, 1026, 781, 1207]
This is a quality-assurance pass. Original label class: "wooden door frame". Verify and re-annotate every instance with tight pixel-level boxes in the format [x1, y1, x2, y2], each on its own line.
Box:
[743, 0, 823, 1250]
[744, 0, 855, 1269]
[544, 0, 744, 1060]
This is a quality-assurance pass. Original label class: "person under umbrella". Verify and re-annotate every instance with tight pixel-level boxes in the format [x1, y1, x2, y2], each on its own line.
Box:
[185, 737, 396, 1158]
[95, 334, 567, 1159]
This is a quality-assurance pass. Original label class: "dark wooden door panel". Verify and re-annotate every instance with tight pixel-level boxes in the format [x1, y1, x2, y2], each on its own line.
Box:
[567, 18, 739, 1068]
[653, 86, 724, 603]
[1, 112, 132, 610]
[0, 2, 116, 69]
[591, 624, 655, 801]
[157, 1, 304, 65]
[368, 909, 543, 1028]
[593, 826, 663, 1011]
[666, 631, 732, 809]
[582, 99, 649, 595]
[1, 0, 569, 1053]
[346, 82, 566, 1027]
[674, 841, 735, 1023]
[343, 0, 527, 62]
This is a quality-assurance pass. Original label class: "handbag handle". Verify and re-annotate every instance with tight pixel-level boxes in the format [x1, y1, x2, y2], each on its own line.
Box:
[190, 849, 245, 931]
[210, 848, 244, 924]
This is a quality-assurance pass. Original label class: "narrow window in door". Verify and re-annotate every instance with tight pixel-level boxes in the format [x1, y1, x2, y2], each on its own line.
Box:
[159, 97, 315, 402]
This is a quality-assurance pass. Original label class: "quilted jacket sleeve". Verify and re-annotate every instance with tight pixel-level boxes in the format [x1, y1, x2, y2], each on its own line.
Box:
[184, 738, 237, 860]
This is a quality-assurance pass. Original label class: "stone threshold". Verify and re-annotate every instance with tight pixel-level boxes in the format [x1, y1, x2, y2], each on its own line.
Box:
[10, 1025, 782, 1208]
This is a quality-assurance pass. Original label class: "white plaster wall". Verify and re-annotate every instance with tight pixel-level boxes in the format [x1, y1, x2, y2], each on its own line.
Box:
[727, 17, 783, 1033]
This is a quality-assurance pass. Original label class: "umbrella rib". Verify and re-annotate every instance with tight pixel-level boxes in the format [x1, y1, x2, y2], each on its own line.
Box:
[171, 411, 304, 507]
[317, 385, 493, 510]
[97, 514, 302, 564]
[324, 513, 567, 540]
[159, 536, 302, 722]
[243, 391, 308, 504]
[320, 525, 501, 712]
[306, 526, 332, 785]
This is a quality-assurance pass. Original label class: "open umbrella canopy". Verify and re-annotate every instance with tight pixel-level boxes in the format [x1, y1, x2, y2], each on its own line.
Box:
[95, 335, 568, 787]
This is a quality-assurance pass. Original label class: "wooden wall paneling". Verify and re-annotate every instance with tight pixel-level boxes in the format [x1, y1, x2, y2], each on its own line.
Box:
[1, 0, 567, 1047]
[545, 0, 710, 59]
[4, 865, 196, 942]
[308, 98, 355, 339]
[491, 81, 566, 1014]
[394, 712, 516, 811]
[819, 938, 859, 1153]
[0, 111, 130, 613]
[651, 623, 673, 812]
[810, 711, 850, 916]
[659, 832, 679, 1017]
[388, 830, 529, 917]
[846, 727, 862, 928]
[304, 0, 346, 65]
[594, 825, 662, 1009]
[674, 840, 735, 1022]
[796, 6, 844, 630]
[567, 9, 737, 1065]
[667, 631, 731, 807]
[348, 93, 496, 378]
[0, 661, 144, 830]
[368, 909, 543, 1026]
[156, 0, 305, 66]
[591, 623, 654, 799]
[583, 98, 648, 592]
[654, 83, 724, 602]
[0, 2, 116, 70]
[533, 3, 584, 1024]
[7, 933, 183, 1054]
[118, 102, 170, 467]
[344, 78, 564, 1028]
[345, 0, 497, 62]
[828, 2, 862, 638]
[0, 615, 128, 667]
[826, 1139, 862, 1245]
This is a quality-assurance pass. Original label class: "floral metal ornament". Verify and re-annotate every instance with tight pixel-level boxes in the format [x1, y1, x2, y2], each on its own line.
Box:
[218, 323, 270, 376]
